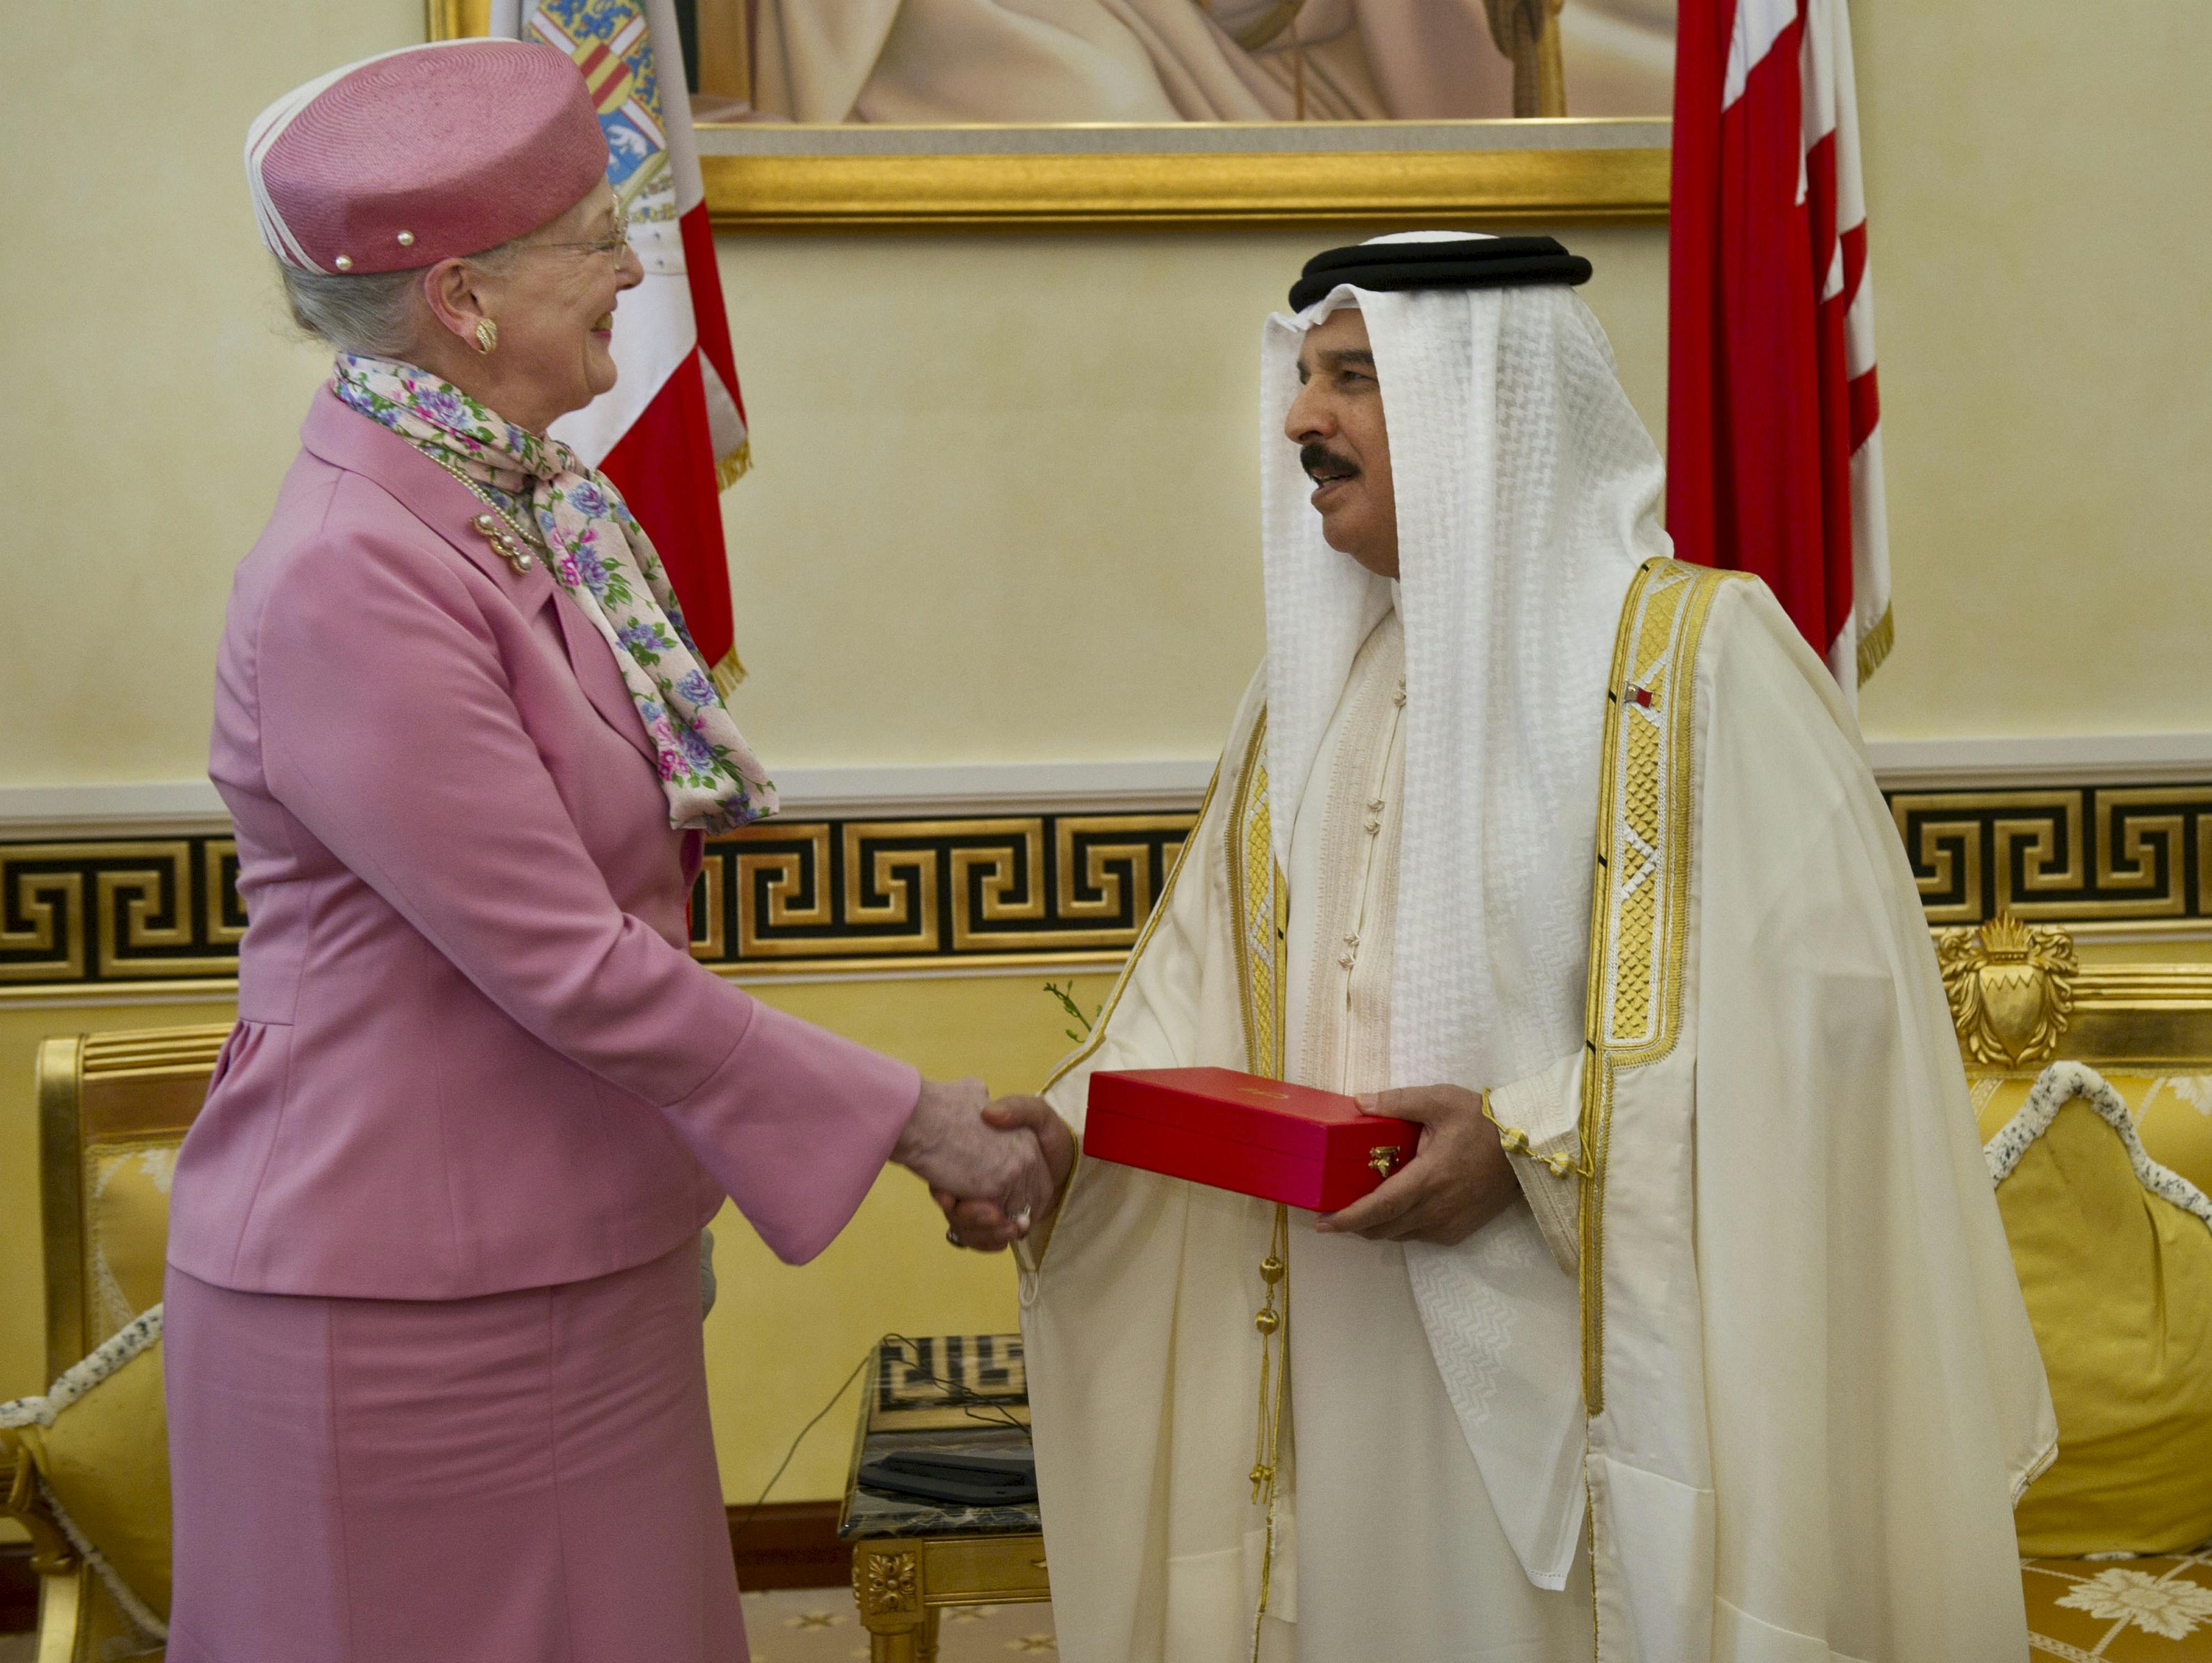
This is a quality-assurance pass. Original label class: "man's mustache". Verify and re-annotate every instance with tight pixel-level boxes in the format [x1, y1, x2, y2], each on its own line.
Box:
[1301, 443, 1360, 484]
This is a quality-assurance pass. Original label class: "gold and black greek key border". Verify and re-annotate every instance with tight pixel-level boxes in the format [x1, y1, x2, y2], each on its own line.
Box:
[9, 785, 2212, 995]
[686, 815, 1195, 966]
[0, 816, 1195, 996]
[1, 838, 246, 989]
[1887, 787, 2212, 928]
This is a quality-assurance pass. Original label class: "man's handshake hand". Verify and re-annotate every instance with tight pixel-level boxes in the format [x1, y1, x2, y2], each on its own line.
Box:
[926, 1095, 1076, 1253]
[893, 1078, 1072, 1249]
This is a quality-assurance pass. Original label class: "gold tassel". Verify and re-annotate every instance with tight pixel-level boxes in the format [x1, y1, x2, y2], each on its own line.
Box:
[1481, 1086, 1588, 1178]
[1856, 603, 1895, 686]
[709, 647, 748, 698]
[707, 442, 752, 697]
[1249, 1202, 1292, 1660]
[714, 442, 752, 490]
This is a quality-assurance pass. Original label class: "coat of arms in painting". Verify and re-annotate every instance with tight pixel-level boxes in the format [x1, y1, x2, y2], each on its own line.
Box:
[525, 0, 681, 277]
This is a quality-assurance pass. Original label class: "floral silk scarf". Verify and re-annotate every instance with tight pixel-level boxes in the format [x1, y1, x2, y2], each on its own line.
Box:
[333, 354, 775, 832]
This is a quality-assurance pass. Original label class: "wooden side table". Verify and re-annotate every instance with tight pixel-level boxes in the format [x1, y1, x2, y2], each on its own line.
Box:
[840, 1336, 1052, 1663]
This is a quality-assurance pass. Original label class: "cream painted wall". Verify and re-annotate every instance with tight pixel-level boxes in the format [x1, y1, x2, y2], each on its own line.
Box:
[1850, 2, 2212, 739]
[2, 3, 423, 786]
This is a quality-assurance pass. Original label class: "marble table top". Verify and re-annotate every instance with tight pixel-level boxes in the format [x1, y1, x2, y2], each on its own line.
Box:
[840, 1423, 1042, 1541]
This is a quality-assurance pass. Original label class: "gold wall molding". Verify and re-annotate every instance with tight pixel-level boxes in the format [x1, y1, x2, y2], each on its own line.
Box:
[697, 142, 1668, 233]
[10, 783, 2212, 999]
[423, 0, 490, 40]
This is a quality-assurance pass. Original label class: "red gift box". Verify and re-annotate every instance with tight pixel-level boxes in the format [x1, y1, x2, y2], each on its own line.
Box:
[1084, 1067, 1421, 1213]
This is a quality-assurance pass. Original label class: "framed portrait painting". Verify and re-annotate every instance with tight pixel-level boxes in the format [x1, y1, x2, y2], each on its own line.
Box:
[428, 0, 1672, 227]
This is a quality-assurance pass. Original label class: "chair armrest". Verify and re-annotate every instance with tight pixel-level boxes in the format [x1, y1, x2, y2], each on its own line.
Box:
[0, 1427, 77, 1575]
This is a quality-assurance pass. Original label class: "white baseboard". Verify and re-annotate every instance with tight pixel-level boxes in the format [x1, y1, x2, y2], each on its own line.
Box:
[0, 779, 230, 838]
[762, 759, 1216, 818]
[5, 737, 2209, 839]
[0, 761, 1220, 840]
[1862, 732, 2212, 789]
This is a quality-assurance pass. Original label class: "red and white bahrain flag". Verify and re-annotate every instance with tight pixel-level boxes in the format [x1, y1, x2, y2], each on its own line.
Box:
[490, 0, 753, 693]
[1668, 0, 1891, 703]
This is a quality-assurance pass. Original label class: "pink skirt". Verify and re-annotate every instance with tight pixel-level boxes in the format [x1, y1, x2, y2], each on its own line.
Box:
[164, 1238, 745, 1663]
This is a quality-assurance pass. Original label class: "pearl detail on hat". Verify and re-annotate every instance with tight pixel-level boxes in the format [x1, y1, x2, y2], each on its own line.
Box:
[334, 255, 353, 271]
[247, 40, 609, 277]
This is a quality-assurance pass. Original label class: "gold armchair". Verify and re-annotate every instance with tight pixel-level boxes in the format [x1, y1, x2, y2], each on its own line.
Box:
[1939, 919, 2212, 1657]
[0, 1441, 82, 1663]
[1940, 917, 2212, 1195]
[2, 1025, 229, 1663]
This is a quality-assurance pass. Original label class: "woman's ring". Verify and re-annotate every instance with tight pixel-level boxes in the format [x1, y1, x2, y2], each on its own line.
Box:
[945, 1229, 963, 1247]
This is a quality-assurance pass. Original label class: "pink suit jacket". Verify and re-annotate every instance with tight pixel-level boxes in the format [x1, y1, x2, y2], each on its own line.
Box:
[170, 391, 920, 1300]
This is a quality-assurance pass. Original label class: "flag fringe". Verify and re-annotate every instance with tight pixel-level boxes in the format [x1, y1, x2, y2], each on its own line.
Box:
[710, 647, 748, 698]
[1856, 604, 1895, 685]
[715, 442, 752, 491]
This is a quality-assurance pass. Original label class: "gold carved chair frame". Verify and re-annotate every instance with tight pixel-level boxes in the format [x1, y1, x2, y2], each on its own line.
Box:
[4, 1026, 229, 1663]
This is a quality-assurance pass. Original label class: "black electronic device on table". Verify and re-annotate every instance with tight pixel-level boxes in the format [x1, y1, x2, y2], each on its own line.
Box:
[857, 1450, 1038, 1507]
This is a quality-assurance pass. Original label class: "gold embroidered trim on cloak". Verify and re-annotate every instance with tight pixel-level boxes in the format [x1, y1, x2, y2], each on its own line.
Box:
[1023, 767, 1220, 1266]
[1038, 761, 1222, 1094]
[1225, 711, 1292, 1656]
[1228, 713, 1288, 1082]
[1577, 558, 1740, 1413]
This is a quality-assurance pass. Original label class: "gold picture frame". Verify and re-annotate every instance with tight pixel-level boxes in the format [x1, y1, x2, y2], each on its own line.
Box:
[425, 1, 1670, 230]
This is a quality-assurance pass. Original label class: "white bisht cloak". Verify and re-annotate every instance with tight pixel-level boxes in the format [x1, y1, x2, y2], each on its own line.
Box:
[1017, 563, 2055, 1661]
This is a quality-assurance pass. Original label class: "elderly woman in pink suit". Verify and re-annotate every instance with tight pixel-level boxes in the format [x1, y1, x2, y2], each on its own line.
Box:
[164, 39, 1062, 1663]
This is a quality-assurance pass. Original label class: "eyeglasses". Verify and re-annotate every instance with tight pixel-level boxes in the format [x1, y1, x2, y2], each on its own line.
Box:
[514, 202, 631, 260]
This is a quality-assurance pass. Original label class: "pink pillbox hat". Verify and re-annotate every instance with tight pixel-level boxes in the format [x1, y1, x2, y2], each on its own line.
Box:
[246, 39, 608, 275]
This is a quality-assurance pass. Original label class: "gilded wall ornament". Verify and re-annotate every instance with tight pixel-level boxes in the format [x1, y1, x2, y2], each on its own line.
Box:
[1936, 914, 2081, 1067]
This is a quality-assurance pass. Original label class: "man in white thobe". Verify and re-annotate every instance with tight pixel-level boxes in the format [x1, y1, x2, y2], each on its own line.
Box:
[946, 233, 2056, 1662]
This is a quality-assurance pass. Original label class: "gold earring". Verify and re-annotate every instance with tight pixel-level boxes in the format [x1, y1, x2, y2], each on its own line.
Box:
[474, 318, 498, 355]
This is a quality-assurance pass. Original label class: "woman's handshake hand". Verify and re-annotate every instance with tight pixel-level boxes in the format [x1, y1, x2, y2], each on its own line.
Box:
[893, 1077, 1071, 1247]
